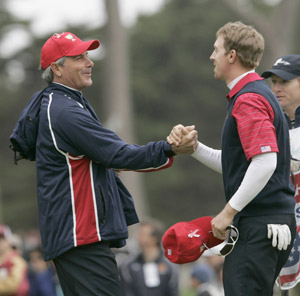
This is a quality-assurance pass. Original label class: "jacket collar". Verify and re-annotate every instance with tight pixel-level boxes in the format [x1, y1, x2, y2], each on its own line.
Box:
[48, 83, 83, 103]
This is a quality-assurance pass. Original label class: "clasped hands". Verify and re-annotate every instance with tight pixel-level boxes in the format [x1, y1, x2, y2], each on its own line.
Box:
[167, 124, 198, 155]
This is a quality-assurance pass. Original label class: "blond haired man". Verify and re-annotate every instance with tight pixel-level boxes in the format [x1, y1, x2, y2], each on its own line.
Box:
[168, 22, 296, 295]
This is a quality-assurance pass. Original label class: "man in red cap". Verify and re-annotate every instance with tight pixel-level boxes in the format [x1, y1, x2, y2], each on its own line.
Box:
[11, 32, 198, 295]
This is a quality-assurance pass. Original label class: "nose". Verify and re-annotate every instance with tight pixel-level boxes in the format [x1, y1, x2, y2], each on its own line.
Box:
[271, 82, 281, 94]
[86, 56, 94, 67]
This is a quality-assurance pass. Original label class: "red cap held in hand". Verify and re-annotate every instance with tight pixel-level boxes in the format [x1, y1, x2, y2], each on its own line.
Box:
[162, 216, 223, 264]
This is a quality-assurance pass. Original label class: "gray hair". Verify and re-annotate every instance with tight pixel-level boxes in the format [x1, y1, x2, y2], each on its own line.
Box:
[41, 57, 66, 83]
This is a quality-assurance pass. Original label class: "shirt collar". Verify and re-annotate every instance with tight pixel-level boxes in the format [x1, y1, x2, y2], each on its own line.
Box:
[227, 70, 255, 90]
[226, 71, 264, 101]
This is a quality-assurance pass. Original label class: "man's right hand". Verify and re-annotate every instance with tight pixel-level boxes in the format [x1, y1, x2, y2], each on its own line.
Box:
[167, 124, 198, 154]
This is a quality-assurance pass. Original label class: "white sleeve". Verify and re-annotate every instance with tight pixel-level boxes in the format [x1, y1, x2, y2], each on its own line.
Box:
[229, 152, 277, 212]
[191, 141, 222, 173]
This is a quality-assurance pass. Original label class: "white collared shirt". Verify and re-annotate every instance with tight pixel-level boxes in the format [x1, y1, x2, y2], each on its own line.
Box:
[227, 70, 255, 90]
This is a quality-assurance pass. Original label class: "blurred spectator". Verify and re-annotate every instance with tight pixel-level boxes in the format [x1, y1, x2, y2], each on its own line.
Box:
[23, 230, 41, 254]
[202, 250, 224, 295]
[10, 233, 26, 257]
[0, 224, 29, 295]
[119, 220, 179, 296]
[27, 246, 57, 296]
[190, 263, 222, 296]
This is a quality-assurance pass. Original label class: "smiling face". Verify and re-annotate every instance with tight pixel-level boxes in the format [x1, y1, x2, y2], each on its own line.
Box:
[52, 51, 94, 91]
[270, 74, 300, 119]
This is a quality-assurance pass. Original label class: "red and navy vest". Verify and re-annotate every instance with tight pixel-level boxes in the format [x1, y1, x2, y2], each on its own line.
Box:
[222, 79, 295, 217]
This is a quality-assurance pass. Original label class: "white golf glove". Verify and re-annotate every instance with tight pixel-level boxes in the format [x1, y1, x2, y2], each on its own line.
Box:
[267, 224, 291, 251]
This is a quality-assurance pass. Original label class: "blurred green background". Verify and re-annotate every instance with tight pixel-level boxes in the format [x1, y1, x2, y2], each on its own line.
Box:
[1, 0, 299, 234]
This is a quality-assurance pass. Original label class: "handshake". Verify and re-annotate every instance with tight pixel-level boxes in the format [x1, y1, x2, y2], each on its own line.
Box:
[167, 124, 198, 155]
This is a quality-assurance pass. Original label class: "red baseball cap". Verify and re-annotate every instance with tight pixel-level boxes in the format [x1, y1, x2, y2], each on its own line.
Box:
[162, 216, 224, 264]
[40, 32, 100, 70]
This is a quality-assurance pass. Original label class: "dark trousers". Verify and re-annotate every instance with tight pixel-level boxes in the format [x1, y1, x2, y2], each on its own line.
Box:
[53, 242, 120, 296]
[223, 214, 296, 296]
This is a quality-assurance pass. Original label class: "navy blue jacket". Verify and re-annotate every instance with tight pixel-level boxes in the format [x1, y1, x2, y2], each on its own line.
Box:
[36, 83, 173, 260]
[222, 77, 295, 217]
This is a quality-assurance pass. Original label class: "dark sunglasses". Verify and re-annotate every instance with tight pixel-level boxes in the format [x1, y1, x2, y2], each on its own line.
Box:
[203, 225, 239, 257]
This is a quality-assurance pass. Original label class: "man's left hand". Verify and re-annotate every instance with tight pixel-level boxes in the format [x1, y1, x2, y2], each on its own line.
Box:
[211, 203, 238, 240]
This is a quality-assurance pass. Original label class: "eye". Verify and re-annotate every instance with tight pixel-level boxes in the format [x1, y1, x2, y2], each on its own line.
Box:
[74, 55, 83, 60]
[271, 78, 285, 86]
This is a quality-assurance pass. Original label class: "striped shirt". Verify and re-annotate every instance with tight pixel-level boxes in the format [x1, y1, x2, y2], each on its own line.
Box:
[232, 93, 278, 160]
[227, 72, 278, 161]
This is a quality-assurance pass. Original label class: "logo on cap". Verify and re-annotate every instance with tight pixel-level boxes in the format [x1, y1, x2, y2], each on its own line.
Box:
[65, 34, 76, 42]
[274, 58, 291, 66]
[53, 33, 76, 42]
[188, 229, 201, 238]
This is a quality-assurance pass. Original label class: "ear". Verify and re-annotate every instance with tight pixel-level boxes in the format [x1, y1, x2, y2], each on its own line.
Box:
[50, 63, 62, 77]
[228, 49, 237, 64]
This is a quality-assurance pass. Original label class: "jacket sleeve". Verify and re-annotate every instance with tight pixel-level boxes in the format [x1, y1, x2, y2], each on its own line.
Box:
[52, 102, 173, 170]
